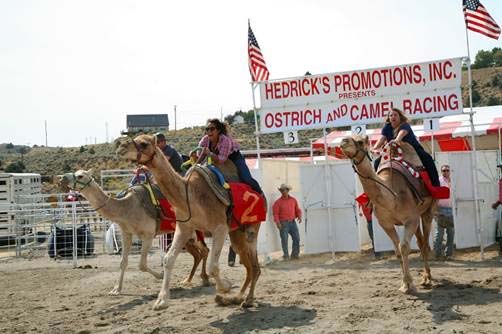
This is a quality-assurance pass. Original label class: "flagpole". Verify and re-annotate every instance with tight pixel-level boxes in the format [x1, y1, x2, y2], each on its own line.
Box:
[464, 25, 484, 259]
[251, 82, 261, 166]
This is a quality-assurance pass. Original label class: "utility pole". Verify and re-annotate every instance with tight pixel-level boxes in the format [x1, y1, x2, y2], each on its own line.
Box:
[220, 106, 223, 121]
[44, 120, 48, 147]
[105, 122, 109, 143]
[174, 105, 177, 132]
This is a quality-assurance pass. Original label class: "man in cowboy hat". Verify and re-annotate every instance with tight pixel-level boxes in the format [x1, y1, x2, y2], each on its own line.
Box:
[272, 183, 302, 260]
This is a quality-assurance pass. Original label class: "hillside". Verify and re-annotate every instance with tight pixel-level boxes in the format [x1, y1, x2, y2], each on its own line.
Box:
[0, 66, 500, 180]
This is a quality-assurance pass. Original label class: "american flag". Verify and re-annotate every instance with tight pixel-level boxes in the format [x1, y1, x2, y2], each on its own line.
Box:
[248, 22, 270, 82]
[463, 0, 500, 40]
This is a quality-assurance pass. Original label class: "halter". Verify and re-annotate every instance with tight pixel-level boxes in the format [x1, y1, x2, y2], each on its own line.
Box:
[130, 138, 155, 165]
[344, 138, 397, 197]
[70, 173, 110, 211]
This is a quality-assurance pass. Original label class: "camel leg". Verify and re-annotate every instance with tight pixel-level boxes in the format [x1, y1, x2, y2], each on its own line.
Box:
[419, 209, 434, 286]
[181, 238, 202, 285]
[217, 224, 261, 308]
[381, 225, 403, 269]
[197, 240, 210, 286]
[153, 228, 193, 311]
[208, 224, 232, 295]
[240, 225, 261, 307]
[398, 220, 419, 294]
[139, 237, 163, 280]
[109, 232, 133, 295]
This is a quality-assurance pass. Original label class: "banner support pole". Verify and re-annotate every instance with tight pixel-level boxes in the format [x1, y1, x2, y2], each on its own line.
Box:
[251, 83, 261, 167]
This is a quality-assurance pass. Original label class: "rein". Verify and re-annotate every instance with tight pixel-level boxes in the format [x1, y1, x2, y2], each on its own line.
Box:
[132, 140, 193, 223]
[71, 174, 110, 211]
[347, 146, 398, 198]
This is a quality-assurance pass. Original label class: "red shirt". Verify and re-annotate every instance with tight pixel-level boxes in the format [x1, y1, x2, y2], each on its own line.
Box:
[272, 195, 302, 223]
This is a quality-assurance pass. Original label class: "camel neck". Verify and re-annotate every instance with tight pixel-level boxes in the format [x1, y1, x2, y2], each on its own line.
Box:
[80, 183, 124, 222]
[147, 147, 188, 212]
[355, 160, 388, 204]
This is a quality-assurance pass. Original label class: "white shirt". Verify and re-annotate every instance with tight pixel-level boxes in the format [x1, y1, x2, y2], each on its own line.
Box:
[438, 175, 451, 208]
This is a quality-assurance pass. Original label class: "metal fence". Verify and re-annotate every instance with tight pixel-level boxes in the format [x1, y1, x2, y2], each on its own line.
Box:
[0, 193, 160, 267]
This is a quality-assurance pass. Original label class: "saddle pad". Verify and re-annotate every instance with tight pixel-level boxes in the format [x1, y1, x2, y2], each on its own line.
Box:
[228, 182, 266, 231]
[192, 165, 231, 206]
[158, 199, 177, 234]
[378, 161, 430, 199]
[418, 171, 450, 199]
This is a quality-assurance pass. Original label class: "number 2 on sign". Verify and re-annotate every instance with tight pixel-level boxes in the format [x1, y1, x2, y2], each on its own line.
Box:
[240, 191, 260, 223]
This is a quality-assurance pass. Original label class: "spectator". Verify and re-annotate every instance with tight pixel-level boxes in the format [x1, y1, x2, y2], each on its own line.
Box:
[491, 164, 502, 256]
[181, 149, 199, 174]
[272, 184, 302, 260]
[154, 133, 183, 175]
[433, 164, 454, 260]
[355, 193, 381, 258]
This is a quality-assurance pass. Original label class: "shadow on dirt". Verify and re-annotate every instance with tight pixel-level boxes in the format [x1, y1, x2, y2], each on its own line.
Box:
[414, 278, 502, 324]
[210, 303, 317, 334]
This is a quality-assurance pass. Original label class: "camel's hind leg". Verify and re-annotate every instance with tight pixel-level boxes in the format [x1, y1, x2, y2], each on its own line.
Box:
[216, 224, 261, 308]
[197, 238, 210, 286]
[181, 238, 203, 285]
[109, 232, 132, 295]
[417, 208, 434, 287]
[153, 228, 193, 311]
[139, 237, 163, 279]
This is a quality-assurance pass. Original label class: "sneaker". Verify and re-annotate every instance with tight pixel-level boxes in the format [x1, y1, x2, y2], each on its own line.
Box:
[228, 260, 235, 267]
[282, 256, 290, 261]
[291, 255, 299, 260]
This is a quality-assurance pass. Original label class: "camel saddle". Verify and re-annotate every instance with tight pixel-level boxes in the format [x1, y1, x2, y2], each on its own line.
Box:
[191, 165, 231, 206]
[377, 160, 430, 201]
[129, 184, 177, 235]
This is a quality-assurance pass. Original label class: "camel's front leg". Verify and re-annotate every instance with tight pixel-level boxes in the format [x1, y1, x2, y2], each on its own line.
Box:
[414, 221, 432, 287]
[399, 220, 419, 294]
[139, 237, 163, 279]
[208, 224, 231, 294]
[153, 228, 192, 311]
[241, 225, 261, 308]
[109, 232, 133, 295]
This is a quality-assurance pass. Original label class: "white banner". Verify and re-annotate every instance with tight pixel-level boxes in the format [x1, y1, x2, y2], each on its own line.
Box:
[259, 58, 464, 133]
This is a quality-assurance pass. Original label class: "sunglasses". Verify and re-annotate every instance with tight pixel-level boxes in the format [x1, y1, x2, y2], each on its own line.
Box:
[205, 126, 216, 132]
[441, 169, 450, 172]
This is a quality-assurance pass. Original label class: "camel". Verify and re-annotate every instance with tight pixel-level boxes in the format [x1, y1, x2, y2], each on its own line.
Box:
[115, 134, 262, 310]
[59, 170, 210, 296]
[340, 135, 436, 294]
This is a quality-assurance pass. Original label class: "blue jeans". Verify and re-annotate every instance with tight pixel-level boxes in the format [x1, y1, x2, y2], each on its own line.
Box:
[433, 207, 454, 257]
[279, 220, 300, 258]
[229, 150, 263, 194]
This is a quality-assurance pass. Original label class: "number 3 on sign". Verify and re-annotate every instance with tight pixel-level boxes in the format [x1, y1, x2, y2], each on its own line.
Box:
[351, 125, 366, 136]
[283, 130, 299, 144]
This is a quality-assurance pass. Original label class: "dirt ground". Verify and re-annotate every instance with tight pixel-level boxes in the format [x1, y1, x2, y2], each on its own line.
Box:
[1, 245, 502, 334]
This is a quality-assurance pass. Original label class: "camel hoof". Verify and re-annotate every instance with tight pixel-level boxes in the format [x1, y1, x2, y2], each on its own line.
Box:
[181, 278, 192, 286]
[108, 287, 121, 296]
[398, 284, 416, 294]
[201, 279, 211, 287]
[215, 294, 243, 306]
[240, 299, 255, 308]
[420, 278, 432, 288]
[153, 298, 169, 311]
[217, 278, 232, 294]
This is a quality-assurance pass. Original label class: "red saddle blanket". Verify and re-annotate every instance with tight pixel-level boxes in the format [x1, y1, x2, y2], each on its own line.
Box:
[418, 171, 450, 199]
[228, 182, 266, 232]
[158, 199, 177, 233]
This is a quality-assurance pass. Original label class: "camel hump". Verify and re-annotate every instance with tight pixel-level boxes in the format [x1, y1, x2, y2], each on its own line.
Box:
[191, 165, 231, 207]
[390, 141, 422, 168]
[213, 159, 240, 183]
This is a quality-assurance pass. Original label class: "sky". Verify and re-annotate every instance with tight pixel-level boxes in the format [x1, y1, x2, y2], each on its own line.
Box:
[0, 0, 501, 148]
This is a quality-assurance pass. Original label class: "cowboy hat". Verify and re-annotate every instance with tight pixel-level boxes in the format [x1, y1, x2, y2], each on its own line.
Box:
[278, 183, 292, 191]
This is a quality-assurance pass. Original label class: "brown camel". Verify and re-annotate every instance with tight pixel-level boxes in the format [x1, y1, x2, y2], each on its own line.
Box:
[116, 135, 262, 310]
[59, 170, 210, 296]
[340, 135, 435, 293]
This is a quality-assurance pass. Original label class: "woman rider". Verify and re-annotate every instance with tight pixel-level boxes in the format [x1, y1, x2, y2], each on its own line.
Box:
[372, 107, 440, 186]
[198, 118, 264, 194]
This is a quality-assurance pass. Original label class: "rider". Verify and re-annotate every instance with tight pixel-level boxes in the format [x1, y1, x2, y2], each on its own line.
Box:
[372, 107, 440, 186]
[198, 118, 263, 194]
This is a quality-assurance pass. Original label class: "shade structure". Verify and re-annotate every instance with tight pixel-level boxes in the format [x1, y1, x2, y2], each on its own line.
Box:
[312, 105, 502, 153]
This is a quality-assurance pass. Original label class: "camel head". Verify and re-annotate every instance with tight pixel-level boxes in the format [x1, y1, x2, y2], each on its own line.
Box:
[340, 135, 370, 165]
[59, 169, 95, 191]
[115, 134, 157, 165]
